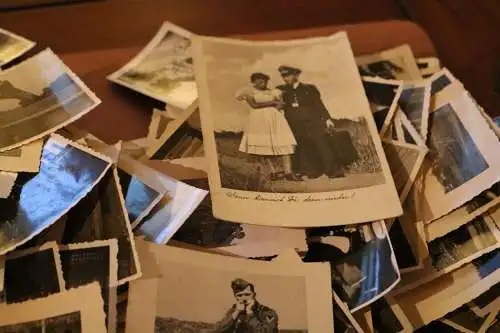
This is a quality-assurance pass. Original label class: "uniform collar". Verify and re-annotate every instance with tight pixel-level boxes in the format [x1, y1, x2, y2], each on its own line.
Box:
[292, 82, 301, 89]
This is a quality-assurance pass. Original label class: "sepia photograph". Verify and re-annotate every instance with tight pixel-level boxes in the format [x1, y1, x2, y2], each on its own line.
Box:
[194, 32, 402, 227]
[59, 240, 118, 333]
[117, 166, 165, 229]
[0, 282, 107, 333]
[382, 139, 427, 202]
[0, 139, 43, 173]
[107, 22, 197, 110]
[303, 221, 400, 311]
[4, 242, 64, 304]
[172, 178, 307, 257]
[362, 77, 403, 136]
[425, 183, 500, 241]
[0, 49, 101, 152]
[356, 44, 422, 81]
[126, 240, 334, 333]
[397, 82, 431, 140]
[419, 85, 500, 223]
[0, 28, 35, 66]
[394, 213, 500, 295]
[0, 135, 112, 256]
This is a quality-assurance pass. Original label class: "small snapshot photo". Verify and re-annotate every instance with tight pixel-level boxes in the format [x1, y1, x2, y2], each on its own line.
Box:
[427, 103, 489, 194]
[304, 221, 400, 311]
[0, 49, 100, 151]
[154, 264, 309, 333]
[362, 78, 402, 134]
[0, 28, 35, 66]
[0, 136, 111, 256]
[397, 83, 430, 139]
[0, 311, 82, 333]
[108, 22, 196, 109]
[200, 41, 386, 194]
[356, 45, 421, 80]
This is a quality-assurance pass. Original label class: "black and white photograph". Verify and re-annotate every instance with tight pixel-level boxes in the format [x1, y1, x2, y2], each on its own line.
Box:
[0, 28, 35, 66]
[0, 282, 107, 333]
[0, 135, 112, 256]
[146, 115, 203, 160]
[51, 167, 141, 285]
[419, 86, 500, 223]
[171, 178, 307, 258]
[362, 77, 403, 136]
[429, 68, 455, 95]
[107, 22, 196, 110]
[469, 283, 500, 318]
[395, 213, 500, 294]
[117, 166, 165, 229]
[370, 297, 412, 333]
[194, 32, 402, 227]
[4, 242, 64, 304]
[397, 82, 431, 140]
[426, 183, 500, 241]
[389, 218, 422, 272]
[126, 240, 334, 333]
[356, 44, 422, 80]
[416, 56, 441, 78]
[0, 139, 43, 173]
[303, 221, 400, 311]
[0, 49, 101, 152]
[59, 240, 118, 333]
[441, 305, 498, 333]
[332, 293, 364, 333]
[382, 139, 427, 202]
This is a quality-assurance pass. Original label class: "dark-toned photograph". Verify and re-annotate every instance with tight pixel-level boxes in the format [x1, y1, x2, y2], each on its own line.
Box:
[427, 103, 489, 193]
[117, 167, 162, 227]
[0, 136, 111, 256]
[362, 79, 400, 133]
[389, 219, 419, 271]
[442, 305, 492, 333]
[0, 49, 100, 151]
[371, 298, 404, 333]
[397, 84, 429, 138]
[358, 60, 404, 80]
[59, 243, 114, 329]
[430, 71, 452, 95]
[0, 312, 82, 333]
[4, 248, 61, 303]
[150, 121, 203, 160]
[428, 215, 500, 271]
[304, 221, 400, 311]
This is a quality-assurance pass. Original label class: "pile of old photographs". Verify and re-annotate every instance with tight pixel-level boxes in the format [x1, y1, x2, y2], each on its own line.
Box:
[1, 22, 500, 333]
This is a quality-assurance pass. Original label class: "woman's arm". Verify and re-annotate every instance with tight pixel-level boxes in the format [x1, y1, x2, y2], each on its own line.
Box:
[245, 96, 281, 109]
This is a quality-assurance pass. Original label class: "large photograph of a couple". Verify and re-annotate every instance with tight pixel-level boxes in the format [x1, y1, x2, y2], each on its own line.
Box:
[203, 45, 387, 194]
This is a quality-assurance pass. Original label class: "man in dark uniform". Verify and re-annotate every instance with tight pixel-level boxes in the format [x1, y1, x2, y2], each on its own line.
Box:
[212, 278, 278, 333]
[277, 65, 344, 179]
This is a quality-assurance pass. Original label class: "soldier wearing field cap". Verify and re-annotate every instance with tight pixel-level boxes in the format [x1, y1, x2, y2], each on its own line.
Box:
[277, 65, 345, 179]
[212, 278, 278, 333]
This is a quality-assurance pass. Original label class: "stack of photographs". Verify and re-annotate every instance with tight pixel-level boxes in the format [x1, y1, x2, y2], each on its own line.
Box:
[2, 22, 500, 333]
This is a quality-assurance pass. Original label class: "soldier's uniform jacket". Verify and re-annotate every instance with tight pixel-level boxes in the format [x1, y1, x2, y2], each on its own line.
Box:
[213, 302, 278, 333]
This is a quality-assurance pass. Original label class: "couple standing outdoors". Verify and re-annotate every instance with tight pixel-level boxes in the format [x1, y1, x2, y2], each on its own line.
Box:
[236, 65, 356, 182]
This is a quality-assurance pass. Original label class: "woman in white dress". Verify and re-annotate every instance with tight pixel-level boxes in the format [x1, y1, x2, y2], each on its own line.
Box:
[236, 72, 300, 181]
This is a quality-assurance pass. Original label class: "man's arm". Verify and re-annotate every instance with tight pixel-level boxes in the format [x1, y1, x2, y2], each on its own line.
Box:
[309, 85, 332, 121]
[210, 307, 237, 333]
